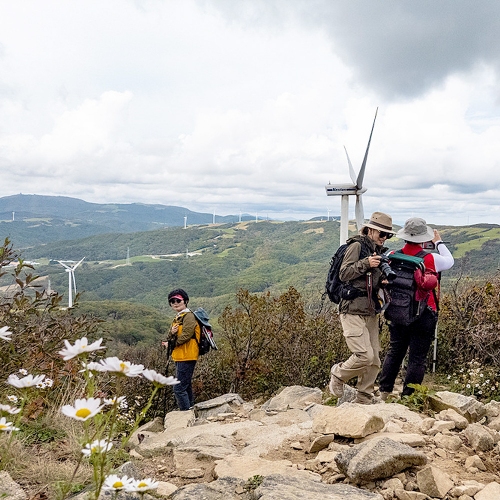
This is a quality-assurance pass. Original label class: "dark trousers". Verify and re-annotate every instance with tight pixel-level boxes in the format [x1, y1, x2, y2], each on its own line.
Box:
[173, 360, 197, 411]
[379, 307, 437, 396]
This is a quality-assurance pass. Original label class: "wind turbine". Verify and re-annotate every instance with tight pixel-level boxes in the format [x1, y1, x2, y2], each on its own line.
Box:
[325, 108, 378, 245]
[58, 258, 85, 308]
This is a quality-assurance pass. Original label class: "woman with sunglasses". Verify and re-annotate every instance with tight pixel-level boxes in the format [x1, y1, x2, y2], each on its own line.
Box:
[163, 289, 200, 411]
[329, 211, 393, 405]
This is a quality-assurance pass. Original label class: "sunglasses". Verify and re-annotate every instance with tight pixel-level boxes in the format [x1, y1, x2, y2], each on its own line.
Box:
[169, 298, 183, 305]
[378, 231, 394, 239]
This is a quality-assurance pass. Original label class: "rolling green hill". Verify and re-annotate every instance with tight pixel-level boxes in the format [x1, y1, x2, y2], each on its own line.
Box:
[12, 220, 500, 318]
[0, 194, 254, 247]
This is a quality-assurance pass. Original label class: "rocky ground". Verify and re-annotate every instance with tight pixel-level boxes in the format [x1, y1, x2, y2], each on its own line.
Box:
[2, 386, 500, 499]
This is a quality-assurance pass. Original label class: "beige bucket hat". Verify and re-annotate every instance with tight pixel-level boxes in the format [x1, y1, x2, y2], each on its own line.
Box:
[396, 217, 434, 243]
[363, 211, 393, 233]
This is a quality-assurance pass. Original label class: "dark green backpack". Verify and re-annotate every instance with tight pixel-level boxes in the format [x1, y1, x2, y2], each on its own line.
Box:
[384, 251, 427, 326]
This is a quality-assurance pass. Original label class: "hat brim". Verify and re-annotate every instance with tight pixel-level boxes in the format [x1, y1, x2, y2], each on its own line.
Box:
[396, 226, 434, 243]
[169, 295, 184, 301]
[364, 222, 393, 233]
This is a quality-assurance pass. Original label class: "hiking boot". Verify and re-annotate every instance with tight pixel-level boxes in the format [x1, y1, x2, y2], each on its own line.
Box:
[354, 391, 376, 405]
[328, 370, 344, 398]
[380, 391, 391, 402]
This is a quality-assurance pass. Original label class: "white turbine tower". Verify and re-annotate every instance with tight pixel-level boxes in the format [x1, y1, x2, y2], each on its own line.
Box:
[58, 258, 85, 308]
[325, 108, 378, 245]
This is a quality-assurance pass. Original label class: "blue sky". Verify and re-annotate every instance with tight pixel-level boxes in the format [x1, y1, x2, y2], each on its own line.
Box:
[1, 0, 500, 225]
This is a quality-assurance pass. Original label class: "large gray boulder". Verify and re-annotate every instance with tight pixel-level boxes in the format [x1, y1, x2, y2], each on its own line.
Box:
[194, 393, 245, 419]
[214, 454, 320, 481]
[335, 438, 427, 483]
[169, 475, 384, 500]
[254, 474, 384, 499]
[312, 404, 385, 438]
[429, 391, 486, 423]
[262, 386, 323, 411]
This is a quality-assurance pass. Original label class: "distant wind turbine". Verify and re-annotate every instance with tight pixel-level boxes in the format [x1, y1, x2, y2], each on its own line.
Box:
[325, 108, 378, 245]
[58, 258, 85, 308]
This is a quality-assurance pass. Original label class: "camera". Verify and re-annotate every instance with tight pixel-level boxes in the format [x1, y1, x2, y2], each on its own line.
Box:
[378, 255, 397, 281]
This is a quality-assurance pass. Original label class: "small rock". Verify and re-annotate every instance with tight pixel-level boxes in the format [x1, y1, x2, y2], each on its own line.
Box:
[157, 481, 178, 496]
[416, 465, 453, 498]
[433, 432, 462, 451]
[308, 433, 335, 453]
[464, 454, 487, 471]
[176, 468, 205, 479]
[382, 478, 404, 490]
[463, 423, 495, 452]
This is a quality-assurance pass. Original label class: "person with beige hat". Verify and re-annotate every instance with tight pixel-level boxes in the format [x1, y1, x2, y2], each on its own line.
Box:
[329, 211, 394, 405]
[379, 217, 454, 400]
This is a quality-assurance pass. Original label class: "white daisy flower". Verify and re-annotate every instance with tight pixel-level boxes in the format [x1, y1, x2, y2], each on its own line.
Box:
[102, 474, 133, 491]
[59, 337, 106, 360]
[0, 326, 13, 341]
[7, 395, 18, 403]
[7, 373, 45, 388]
[80, 361, 107, 373]
[0, 417, 19, 432]
[0, 404, 21, 415]
[98, 357, 144, 377]
[103, 396, 128, 409]
[61, 397, 103, 421]
[19, 368, 28, 375]
[142, 369, 180, 387]
[126, 478, 159, 492]
[81, 439, 113, 456]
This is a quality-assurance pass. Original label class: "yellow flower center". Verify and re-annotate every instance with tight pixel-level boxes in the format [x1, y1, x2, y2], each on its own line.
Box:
[75, 408, 92, 418]
[112, 481, 123, 488]
[119, 362, 127, 372]
[138, 482, 147, 488]
[0, 424, 7, 430]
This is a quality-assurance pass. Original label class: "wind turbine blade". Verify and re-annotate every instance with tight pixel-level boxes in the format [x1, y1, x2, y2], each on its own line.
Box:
[72, 271, 77, 295]
[355, 195, 364, 230]
[72, 257, 85, 270]
[58, 261, 71, 270]
[344, 146, 357, 185]
[356, 107, 378, 189]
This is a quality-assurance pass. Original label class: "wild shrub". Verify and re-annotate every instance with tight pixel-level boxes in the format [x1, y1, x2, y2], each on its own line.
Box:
[215, 287, 348, 398]
[437, 273, 500, 372]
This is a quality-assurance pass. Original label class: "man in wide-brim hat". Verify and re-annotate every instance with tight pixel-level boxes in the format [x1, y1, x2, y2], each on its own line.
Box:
[378, 217, 454, 400]
[329, 211, 394, 405]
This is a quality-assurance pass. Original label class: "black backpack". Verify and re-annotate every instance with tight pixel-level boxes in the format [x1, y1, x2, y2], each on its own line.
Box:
[192, 307, 218, 355]
[325, 241, 370, 304]
[384, 250, 428, 326]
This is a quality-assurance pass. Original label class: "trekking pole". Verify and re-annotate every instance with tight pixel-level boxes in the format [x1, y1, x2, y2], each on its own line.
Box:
[432, 321, 438, 373]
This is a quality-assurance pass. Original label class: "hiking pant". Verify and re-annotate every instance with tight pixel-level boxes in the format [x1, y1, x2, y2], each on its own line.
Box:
[173, 360, 196, 411]
[379, 307, 438, 396]
[332, 314, 381, 395]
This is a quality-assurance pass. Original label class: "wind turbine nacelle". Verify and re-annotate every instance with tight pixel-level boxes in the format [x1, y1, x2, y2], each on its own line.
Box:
[325, 184, 367, 196]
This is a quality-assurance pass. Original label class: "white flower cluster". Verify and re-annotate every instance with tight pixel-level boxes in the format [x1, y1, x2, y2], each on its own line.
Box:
[102, 474, 159, 493]
[0, 326, 13, 341]
[0, 417, 19, 432]
[81, 439, 113, 456]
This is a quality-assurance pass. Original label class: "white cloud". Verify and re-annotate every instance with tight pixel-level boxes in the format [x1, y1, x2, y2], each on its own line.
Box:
[0, 0, 499, 226]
